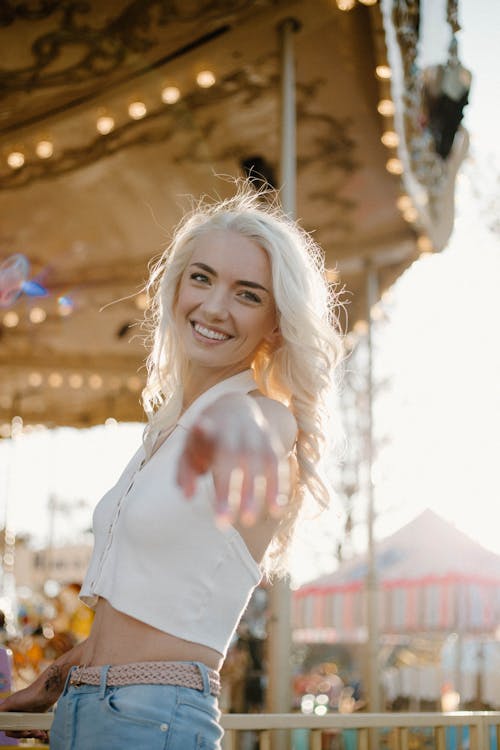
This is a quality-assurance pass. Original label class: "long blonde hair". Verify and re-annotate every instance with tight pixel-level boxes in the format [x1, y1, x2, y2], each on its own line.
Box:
[142, 185, 344, 572]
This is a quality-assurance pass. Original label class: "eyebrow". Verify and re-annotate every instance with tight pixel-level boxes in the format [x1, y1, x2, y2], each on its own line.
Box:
[189, 262, 270, 293]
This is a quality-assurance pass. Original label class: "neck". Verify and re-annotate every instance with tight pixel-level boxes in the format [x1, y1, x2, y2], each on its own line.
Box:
[182, 365, 251, 408]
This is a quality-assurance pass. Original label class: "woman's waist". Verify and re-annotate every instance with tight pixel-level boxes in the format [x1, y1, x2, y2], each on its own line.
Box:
[82, 597, 223, 671]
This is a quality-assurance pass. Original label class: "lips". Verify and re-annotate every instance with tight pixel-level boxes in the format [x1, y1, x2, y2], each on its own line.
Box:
[190, 320, 233, 342]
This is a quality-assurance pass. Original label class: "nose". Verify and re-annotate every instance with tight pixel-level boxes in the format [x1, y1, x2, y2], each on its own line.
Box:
[199, 286, 229, 321]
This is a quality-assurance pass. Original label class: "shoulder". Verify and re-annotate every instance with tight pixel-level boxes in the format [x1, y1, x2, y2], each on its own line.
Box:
[251, 393, 298, 454]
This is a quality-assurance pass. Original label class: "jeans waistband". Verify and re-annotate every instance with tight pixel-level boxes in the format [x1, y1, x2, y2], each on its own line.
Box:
[68, 661, 220, 697]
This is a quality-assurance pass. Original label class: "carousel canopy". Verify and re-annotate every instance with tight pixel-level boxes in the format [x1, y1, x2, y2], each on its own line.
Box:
[293, 510, 500, 644]
[0, 0, 467, 428]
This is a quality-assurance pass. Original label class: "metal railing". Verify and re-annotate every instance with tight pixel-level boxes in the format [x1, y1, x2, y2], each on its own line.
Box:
[220, 712, 500, 750]
[0, 710, 499, 749]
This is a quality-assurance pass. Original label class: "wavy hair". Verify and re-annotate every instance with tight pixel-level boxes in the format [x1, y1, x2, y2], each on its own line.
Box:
[142, 184, 344, 573]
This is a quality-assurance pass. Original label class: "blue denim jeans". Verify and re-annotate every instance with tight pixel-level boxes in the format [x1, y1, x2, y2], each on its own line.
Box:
[50, 662, 223, 749]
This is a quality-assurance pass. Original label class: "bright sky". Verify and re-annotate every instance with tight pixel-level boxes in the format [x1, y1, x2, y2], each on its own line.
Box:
[0, 0, 498, 586]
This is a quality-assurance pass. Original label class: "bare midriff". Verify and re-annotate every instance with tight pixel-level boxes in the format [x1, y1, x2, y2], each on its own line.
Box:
[80, 598, 224, 671]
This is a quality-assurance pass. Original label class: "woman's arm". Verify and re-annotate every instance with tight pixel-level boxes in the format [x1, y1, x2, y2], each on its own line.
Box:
[0, 638, 87, 713]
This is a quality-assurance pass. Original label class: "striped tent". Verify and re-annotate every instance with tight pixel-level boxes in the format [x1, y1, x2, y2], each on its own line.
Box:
[293, 510, 500, 644]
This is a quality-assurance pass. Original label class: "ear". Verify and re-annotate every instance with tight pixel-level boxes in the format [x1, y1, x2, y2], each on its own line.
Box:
[264, 324, 281, 346]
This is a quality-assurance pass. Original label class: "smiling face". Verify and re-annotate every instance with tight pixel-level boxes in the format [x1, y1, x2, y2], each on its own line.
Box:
[174, 228, 278, 382]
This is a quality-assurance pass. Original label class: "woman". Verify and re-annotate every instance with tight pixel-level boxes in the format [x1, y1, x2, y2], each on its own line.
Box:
[0, 186, 342, 748]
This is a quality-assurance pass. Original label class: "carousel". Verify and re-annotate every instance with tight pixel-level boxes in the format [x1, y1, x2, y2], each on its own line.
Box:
[0, 0, 470, 722]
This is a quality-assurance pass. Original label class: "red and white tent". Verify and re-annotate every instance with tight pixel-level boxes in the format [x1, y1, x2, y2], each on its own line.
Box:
[293, 510, 500, 643]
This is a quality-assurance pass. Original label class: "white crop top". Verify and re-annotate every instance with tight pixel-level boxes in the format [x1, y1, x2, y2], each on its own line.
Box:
[80, 370, 263, 657]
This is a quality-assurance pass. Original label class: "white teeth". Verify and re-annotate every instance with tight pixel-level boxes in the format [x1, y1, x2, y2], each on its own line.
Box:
[193, 323, 230, 341]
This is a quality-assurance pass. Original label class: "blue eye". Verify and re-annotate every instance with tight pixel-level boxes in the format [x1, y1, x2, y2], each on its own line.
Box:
[190, 272, 210, 283]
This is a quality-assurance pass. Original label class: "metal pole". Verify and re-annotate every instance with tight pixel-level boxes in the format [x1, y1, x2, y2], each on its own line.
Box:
[279, 17, 299, 217]
[266, 17, 299, 750]
[365, 261, 381, 716]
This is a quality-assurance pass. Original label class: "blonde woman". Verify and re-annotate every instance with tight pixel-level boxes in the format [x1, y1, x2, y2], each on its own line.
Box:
[0, 186, 342, 748]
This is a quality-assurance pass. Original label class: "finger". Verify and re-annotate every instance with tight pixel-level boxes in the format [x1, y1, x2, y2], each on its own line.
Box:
[239, 457, 258, 527]
[214, 463, 243, 527]
[267, 455, 288, 518]
[246, 473, 268, 526]
[6, 730, 48, 740]
[177, 420, 217, 497]
[184, 423, 216, 474]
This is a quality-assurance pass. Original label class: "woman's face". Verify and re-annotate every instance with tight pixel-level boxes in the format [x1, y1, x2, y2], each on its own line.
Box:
[174, 228, 278, 377]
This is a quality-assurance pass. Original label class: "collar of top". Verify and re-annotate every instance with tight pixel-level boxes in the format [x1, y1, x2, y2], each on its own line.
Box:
[177, 369, 257, 431]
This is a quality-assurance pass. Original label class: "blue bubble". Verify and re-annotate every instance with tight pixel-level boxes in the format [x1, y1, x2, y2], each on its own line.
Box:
[22, 279, 48, 297]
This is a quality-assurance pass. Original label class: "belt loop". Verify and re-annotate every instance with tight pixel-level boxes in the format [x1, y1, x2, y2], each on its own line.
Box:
[99, 665, 111, 699]
[62, 666, 75, 696]
[194, 662, 211, 696]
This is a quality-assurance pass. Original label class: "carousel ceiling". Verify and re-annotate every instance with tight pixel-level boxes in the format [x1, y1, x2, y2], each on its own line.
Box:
[0, 0, 462, 428]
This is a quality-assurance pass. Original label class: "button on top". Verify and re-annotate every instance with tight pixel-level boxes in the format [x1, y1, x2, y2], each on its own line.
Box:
[160, 723, 168, 732]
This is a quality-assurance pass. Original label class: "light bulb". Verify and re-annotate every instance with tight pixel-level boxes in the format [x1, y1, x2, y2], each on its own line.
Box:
[375, 64, 392, 80]
[48, 372, 63, 388]
[161, 86, 181, 104]
[7, 151, 25, 169]
[128, 101, 147, 119]
[381, 130, 399, 148]
[3, 311, 19, 327]
[88, 373, 103, 389]
[386, 157, 404, 175]
[396, 194, 413, 211]
[29, 307, 46, 323]
[36, 140, 54, 158]
[69, 373, 84, 389]
[96, 115, 115, 135]
[28, 372, 43, 387]
[377, 99, 395, 116]
[196, 70, 216, 88]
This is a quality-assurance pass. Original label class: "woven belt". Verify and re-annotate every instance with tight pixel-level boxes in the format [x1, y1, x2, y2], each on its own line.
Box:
[69, 661, 221, 696]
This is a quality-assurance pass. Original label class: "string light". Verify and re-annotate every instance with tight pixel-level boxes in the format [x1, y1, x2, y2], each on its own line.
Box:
[68, 373, 84, 389]
[403, 206, 418, 222]
[128, 101, 147, 119]
[377, 99, 395, 116]
[126, 375, 142, 392]
[386, 157, 404, 175]
[29, 307, 46, 324]
[88, 373, 103, 389]
[96, 115, 115, 135]
[358, 0, 378, 5]
[381, 130, 399, 148]
[48, 372, 63, 388]
[325, 268, 339, 283]
[353, 319, 369, 335]
[35, 140, 54, 159]
[7, 151, 25, 169]
[161, 86, 181, 104]
[3, 311, 19, 328]
[196, 70, 216, 88]
[28, 372, 43, 387]
[396, 194, 413, 212]
[135, 292, 148, 310]
[57, 297, 74, 316]
[375, 65, 392, 79]
[336, 0, 355, 9]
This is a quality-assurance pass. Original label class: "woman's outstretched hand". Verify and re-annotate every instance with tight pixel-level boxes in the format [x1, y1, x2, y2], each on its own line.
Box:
[177, 394, 295, 526]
